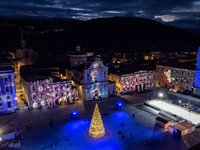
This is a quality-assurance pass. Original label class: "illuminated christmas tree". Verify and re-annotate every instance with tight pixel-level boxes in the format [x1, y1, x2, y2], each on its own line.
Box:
[89, 103, 105, 138]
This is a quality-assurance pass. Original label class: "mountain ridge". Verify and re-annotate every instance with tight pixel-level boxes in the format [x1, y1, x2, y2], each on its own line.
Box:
[0, 17, 199, 52]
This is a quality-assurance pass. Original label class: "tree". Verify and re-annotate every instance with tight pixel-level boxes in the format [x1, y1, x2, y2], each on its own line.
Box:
[89, 103, 105, 138]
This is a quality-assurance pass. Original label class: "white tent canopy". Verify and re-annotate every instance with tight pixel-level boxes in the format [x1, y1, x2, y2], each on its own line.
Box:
[148, 99, 200, 126]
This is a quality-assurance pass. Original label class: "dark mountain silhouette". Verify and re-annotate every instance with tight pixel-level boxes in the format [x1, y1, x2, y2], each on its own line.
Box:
[0, 16, 82, 52]
[182, 28, 200, 36]
[0, 17, 200, 52]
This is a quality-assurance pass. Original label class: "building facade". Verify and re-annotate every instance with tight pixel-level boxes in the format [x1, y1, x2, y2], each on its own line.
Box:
[22, 77, 77, 109]
[65, 60, 116, 100]
[156, 64, 195, 92]
[109, 68, 157, 93]
[193, 47, 200, 95]
[0, 67, 17, 113]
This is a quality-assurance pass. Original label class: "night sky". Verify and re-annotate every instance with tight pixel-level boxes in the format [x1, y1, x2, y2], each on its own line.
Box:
[0, 0, 200, 28]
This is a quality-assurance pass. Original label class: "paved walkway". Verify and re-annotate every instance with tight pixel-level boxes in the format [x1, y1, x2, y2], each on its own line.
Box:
[0, 91, 200, 150]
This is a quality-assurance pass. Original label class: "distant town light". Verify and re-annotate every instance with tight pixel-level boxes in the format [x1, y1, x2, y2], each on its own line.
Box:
[15, 97, 17, 100]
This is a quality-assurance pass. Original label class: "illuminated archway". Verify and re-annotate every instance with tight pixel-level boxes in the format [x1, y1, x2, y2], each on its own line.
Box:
[33, 102, 37, 108]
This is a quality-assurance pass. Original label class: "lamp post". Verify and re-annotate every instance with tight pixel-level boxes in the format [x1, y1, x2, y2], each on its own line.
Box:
[159, 93, 163, 99]
[179, 100, 181, 105]
[117, 131, 122, 150]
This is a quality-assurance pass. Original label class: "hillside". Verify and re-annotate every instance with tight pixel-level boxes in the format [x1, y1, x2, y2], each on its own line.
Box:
[0, 16, 82, 52]
[0, 17, 200, 52]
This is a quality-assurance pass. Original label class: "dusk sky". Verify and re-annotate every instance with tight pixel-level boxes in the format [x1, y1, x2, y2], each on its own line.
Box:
[0, 0, 200, 28]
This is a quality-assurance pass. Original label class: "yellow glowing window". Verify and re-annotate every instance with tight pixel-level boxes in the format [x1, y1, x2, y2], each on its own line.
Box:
[75, 62, 77, 64]
[80, 61, 82, 64]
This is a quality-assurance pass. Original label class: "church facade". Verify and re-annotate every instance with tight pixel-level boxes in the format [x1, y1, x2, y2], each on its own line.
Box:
[82, 61, 116, 100]
[65, 60, 116, 101]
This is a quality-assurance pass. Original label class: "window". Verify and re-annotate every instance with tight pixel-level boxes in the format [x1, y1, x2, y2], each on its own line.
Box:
[61, 86, 63, 90]
[6, 87, 10, 93]
[4, 77, 8, 82]
[104, 71, 106, 75]
[0, 97, 2, 101]
[7, 102, 11, 108]
[61, 92, 63, 96]
[41, 93, 44, 97]
[87, 73, 89, 77]
[56, 94, 58, 97]
[75, 61, 77, 64]
[39, 86, 43, 91]
[7, 96, 10, 99]
[32, 93, 36, 98]
[55, 87, 57, 90]
[32, 86, 35, 90]
[0, 103, 2, 109]
[80, 61, 82, 64]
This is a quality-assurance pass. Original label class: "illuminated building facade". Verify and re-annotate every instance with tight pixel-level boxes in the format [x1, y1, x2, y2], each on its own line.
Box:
[13, 34, 37, 96]
[65, 60, 116, 100]
[109, 66, 157, 93]
[22, 76, 77, 109]
[193, 47, 200, 96]
[156, 63, 195, 92]
[0, 67, 17, 113]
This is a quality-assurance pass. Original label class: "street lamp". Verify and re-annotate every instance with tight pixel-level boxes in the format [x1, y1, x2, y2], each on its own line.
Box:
[117, 131, 122, 150]
[116, 102, 123, 110]
[71, 111, 78, 120]
[179, 100, 181, 104]
[159, 93, 163, 98]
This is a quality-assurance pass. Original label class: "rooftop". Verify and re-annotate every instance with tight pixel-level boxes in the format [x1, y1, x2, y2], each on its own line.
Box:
[157, 62, 196, 70]
[155, 116, 171, 124]
[110, 65, 156, 75]
[69, 51, 87, 56]
[53, 77, 71, 83]
[0, 121, 16, 135]
[23, 75, 52, 82]
[0, 66, 14, 73]
[66, 64, 91, 73]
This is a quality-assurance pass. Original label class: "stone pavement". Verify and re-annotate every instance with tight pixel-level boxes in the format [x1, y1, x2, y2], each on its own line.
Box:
[0, 91, 200, 150]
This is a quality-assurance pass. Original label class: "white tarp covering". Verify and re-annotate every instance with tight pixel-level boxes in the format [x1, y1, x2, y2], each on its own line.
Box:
[149, 99, 200, 125]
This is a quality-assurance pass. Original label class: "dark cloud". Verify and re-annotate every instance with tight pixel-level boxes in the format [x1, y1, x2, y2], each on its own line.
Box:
[0, 0, 199, 28]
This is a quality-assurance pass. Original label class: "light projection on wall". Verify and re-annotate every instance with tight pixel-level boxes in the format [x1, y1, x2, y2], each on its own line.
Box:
[161, 68, 174, 84]
[86, 83, 107, 100]
[91, 63, 99, 82]
[194, 47, 200, 88]
[120, 72, 157, 93]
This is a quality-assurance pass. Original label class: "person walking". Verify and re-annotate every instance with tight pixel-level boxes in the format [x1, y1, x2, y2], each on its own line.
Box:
[53, 143, 56, 148]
